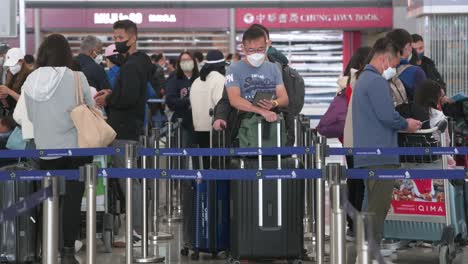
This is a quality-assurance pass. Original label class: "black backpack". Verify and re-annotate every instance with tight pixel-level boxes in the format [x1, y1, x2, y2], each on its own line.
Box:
[279, 65, 305, 116]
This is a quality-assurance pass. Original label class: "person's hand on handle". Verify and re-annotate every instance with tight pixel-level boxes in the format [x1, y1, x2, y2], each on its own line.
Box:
[257, 99, 274, 110]
[213, 119, 227, 131]
[94, 89, 112, 107]
[406, 118, 422, 133]
[260, 110, 278, 123]
[0, 86, 10, 98]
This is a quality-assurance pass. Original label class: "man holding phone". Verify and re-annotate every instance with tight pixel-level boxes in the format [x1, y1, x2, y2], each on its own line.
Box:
[224, 26, 288, 122]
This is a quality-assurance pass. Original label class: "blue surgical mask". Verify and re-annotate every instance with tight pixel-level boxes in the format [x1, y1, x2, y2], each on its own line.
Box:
[417, 52, 424, 60]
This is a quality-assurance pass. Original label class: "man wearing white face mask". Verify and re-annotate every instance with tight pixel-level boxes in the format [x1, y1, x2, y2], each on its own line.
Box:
[74, 35, 110, 91]
[225, 26, 288, 122]
[351, 37, 422, 258]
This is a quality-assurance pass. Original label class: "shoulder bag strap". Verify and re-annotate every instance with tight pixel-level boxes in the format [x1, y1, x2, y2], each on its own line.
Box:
[73, 71, 84, 105]
[396, 64, 412, 78]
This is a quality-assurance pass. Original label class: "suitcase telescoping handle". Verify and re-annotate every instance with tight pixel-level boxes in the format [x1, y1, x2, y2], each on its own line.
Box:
[257, 115, 282, 228]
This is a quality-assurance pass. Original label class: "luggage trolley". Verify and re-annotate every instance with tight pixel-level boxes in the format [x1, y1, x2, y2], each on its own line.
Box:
[383, 124, 467, 264]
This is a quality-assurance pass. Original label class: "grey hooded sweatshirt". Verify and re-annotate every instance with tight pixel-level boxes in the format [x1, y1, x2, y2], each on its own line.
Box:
[23, 67, 93, 150]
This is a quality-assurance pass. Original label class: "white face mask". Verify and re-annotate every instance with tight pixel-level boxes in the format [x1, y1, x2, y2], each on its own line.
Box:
[9, 63, 21, 75]
[247, 53, 265, 68]
[94, 54, 104, 65]
[180, 60, 194, 72]
[382, 66, 397, 80]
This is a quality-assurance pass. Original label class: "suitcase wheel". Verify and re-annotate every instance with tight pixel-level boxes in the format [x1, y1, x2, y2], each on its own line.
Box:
[180, 247, 189, 256]
[227, 260, 240, 264]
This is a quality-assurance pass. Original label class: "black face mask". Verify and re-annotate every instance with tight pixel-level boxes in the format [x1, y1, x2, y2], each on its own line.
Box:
[115, 40, 130, 54]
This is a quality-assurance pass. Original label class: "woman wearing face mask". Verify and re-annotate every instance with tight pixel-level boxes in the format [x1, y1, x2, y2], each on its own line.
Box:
[166, 52, 199, 145]
[0, 48, 33, 114]
[189, 50, 226, 169]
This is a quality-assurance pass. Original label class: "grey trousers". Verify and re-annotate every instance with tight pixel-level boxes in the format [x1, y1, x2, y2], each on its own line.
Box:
[112, 139, 143, 234]
[364, 164, 400, 244]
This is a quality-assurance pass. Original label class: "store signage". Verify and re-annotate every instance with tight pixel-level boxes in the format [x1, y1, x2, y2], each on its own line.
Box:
[25, 8, 228, 29]
[94, 12, 144, 24]
[388, 179, 446, 217]
[236, 8, 393, 29]
[93, 12, 177, 24]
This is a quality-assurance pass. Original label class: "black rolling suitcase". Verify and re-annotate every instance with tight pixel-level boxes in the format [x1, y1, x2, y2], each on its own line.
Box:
[0, 162, 40, 263]
[229, 117, 304, 264]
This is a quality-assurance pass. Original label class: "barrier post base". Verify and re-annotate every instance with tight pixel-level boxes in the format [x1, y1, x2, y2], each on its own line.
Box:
[149, 231, 174, 241]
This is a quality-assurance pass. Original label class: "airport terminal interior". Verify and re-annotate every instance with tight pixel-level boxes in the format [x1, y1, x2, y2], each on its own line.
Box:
[1, 0, 468, 263]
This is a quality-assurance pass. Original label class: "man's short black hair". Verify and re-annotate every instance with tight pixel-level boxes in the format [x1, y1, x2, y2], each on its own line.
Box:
[150, 53, 163, 63]
[113, 19, 138, 37]
[249, 23, 270, 39]
[386, 28, 412, 54]
[24, 54, 35, 64]
[412, 34, 424, 43]
[242, 26, 267, 43]
[372, 37, 400, 58]
[193, 51, 204, 63]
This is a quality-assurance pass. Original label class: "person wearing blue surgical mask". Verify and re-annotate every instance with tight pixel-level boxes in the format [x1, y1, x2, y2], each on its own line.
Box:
[410, 34, 447, 99]
[0, 47, 33, 114]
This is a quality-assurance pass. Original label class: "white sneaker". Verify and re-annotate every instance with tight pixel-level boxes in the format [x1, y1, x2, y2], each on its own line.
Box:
[75, 240, 84, 253]
[133, 230, 142, 240]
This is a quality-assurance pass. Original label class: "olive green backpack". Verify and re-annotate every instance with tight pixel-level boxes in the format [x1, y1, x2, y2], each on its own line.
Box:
[237, 113, 287, 148]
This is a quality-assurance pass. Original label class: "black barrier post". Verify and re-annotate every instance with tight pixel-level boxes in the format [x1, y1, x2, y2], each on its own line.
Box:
[149, 128, 173, 242]
[329, 163, 346, 264]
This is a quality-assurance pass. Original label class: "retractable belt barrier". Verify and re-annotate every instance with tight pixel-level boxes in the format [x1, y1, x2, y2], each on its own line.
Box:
[0, 144, 465, 264]
[0, 146, 466, 159]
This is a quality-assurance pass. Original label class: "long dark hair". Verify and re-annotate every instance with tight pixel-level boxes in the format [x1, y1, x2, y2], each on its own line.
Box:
[344, 47, 372, 77]
[200, 63, 226, 81]
[414, 80, 442, 114]
[176, 52, 199, 81]
[36, 34, 73, 68]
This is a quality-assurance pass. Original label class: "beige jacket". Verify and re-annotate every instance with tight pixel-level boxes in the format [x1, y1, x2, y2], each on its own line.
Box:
[190, 71, 225, 132]
[342, 69, 359, 148]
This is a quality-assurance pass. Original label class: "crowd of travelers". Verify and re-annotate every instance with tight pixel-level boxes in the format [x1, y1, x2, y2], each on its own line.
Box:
[0, 19, 454, 262]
